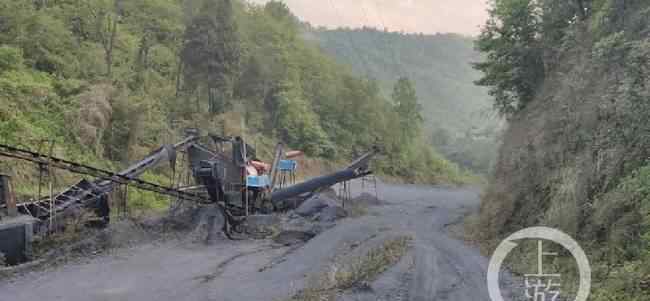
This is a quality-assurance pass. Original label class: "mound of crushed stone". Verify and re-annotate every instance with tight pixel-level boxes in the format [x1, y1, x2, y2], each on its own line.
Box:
[295, 194, 339, 217]
[162, 203, 226, 243]
[318, 205, 348, 223]
[147, 190, 355, 244]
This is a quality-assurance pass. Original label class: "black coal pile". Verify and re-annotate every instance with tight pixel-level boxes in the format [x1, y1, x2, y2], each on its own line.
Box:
[162, 203, 226, 243]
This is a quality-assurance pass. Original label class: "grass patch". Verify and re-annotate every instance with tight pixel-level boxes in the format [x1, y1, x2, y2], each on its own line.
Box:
[126, 171, 173, 216]
[334, 236, 411, 290]
[285, 236, 412, 301]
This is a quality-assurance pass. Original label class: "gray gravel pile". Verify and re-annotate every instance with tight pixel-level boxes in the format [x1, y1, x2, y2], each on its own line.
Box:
[295, 193, 347, 222]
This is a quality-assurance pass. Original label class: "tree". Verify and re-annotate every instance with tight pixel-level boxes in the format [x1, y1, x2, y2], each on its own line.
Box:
[81, 0, 122, 77]
[103, 0, 120, 77]
[392, 77, 423, 143]
[275, 84, 330, 156]
[473, 0, 545, 117]
[0, 46, 23, 71]
[264, 1, 295, 22]
[59, 0, 124, 77]
[120, 0, 183, 89]
[431, 127, 451, 148]
[474, 0, 596, 117]
[181, 0, 241, 114]
[0, 1, 80, 77]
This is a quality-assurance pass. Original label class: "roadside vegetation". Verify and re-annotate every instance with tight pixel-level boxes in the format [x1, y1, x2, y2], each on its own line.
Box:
[333, 236, 411, 290]
[287, 236, 411, 301]
[471, 0, 650, 299]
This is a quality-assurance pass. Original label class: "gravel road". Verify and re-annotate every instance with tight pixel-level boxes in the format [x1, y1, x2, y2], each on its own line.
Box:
[0, 182, 518, 301]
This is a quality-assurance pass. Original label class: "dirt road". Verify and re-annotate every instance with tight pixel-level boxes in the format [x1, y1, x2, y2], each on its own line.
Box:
[0, 183, 517, 301]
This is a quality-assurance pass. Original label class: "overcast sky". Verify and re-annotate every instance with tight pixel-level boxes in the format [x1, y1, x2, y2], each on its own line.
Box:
[247, 0, 489, 36]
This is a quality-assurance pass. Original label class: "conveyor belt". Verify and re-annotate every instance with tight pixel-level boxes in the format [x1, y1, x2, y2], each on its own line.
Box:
[0, 142, 210, 221]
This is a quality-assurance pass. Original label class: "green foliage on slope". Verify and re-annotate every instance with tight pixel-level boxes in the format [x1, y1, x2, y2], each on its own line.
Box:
[473, 0, 650, 299]
[588, 165, 650, 300]
[0, 0, 468, 187]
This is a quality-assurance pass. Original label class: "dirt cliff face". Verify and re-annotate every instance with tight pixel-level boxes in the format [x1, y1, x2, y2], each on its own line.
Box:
[475, 4, 650, 250]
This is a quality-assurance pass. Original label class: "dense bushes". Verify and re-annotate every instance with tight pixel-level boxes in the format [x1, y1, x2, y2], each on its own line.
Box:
[589, 165, 650, 300]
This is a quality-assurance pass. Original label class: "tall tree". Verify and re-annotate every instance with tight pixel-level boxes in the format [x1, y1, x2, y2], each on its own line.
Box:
[474, 0, 595, 117]
[84, 0, 122, 77]
[121, 0, 183, 89]
[392, 77, 422, 143]
[181, 0, 241, 114]
[473, 0, 545, 117]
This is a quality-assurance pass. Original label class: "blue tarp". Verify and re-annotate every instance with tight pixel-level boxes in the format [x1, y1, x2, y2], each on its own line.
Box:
[247, 175, 270, 188]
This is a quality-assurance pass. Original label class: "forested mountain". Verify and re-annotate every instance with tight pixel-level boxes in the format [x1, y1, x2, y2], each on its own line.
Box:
[472, 0, 650, 299]
[308, 28, 501, 173]
[309, 28, 494, 133]
[0, 0, 471, 192]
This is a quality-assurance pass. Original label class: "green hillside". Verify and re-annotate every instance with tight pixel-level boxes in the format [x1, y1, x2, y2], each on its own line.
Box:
[308, 28, 497, 134]
[309, 28, 502, 173]
[0, 0, 472, 190]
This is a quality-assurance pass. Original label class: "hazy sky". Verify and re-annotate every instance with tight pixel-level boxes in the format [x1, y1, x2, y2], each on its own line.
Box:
[248, 0, 489, 36]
